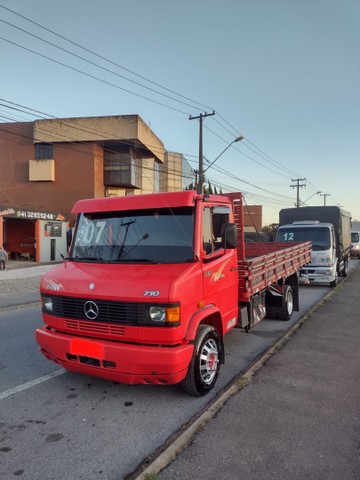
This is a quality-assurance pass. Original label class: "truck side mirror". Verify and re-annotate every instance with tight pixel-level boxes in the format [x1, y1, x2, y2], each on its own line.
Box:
[223, 223, 237, 249]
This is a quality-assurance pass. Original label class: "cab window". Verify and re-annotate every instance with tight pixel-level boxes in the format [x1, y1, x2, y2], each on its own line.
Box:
[202, 206, 230, 257]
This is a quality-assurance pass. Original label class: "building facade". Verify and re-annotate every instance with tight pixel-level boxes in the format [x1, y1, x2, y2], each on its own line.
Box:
[159, 151, 193, 192]
[0, 115, 193, 261]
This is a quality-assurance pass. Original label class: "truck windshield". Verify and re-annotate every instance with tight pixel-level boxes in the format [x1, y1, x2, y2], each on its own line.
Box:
[70, 207, 195, 264]
[277, 227, 331, 251]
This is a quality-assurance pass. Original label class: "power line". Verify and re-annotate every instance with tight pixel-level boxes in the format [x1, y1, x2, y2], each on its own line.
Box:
[203, 124, 295, 179]
[0, 102, 332, 216]
[0, 3, 214, 113]
[0, 7, 333, 210]
[0, 3, 311, 188]
[0, 35, 191, 116]
[0, 16, 208, 114]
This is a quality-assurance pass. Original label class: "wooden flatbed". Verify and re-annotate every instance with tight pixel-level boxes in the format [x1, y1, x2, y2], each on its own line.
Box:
[238, 241, 312, 299]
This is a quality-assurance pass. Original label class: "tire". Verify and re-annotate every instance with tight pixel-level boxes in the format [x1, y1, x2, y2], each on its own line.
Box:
[266, 305, 277, 319]
[181, 325, 221, 396]
[277, 285, 294, 321]
[330, 276, 338, 288]
[342, 260, 348, 277]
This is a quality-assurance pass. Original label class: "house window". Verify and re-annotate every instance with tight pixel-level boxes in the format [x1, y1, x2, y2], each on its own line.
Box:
[104, 151, 141, 189]
[35, 143, 53, 160]
[44, 221, 62, 237]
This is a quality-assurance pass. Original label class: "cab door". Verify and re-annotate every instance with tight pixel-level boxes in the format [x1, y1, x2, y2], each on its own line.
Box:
[201, 205, 238, 331]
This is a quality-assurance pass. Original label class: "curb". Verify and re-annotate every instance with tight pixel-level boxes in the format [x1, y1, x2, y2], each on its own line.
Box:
[129, 267, 358, 480]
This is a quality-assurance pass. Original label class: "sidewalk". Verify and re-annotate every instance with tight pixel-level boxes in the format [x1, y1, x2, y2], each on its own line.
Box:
[150, 265, 360, 480]
[0, 261, 59, 309]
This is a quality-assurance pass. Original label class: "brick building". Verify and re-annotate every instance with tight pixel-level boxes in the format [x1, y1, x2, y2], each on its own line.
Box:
[0, 115, 193, 261]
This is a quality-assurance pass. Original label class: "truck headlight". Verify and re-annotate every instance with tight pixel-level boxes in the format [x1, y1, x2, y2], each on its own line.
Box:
[149, 306, 166, 322]
[42, 297, 53, 312]
[148, 304, 180, 326]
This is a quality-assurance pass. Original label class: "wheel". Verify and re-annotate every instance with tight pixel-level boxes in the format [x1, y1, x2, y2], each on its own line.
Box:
[277, 285, 293, 321]
[266, 305, 277, 319]
[342, 260, 348, 277]
[330, 276, 338, 288]
[181, 325, 221, 396]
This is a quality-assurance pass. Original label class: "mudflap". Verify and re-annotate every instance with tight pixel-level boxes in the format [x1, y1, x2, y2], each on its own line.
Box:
[238, 292, 266, 332]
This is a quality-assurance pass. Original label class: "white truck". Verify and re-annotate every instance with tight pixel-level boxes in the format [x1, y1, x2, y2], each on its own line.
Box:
[276, 206, 352, 288]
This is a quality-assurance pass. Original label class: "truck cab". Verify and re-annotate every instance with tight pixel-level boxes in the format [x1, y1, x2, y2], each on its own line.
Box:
[36, 191, 239, 395]
[276, 221, 339, 287]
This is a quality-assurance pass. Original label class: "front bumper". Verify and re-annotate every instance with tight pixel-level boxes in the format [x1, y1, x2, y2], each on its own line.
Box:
[299, 266, 336, 285]
[36, 327, 193, 385]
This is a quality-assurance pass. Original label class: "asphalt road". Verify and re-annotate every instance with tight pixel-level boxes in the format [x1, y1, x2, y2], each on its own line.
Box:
[0, 261, 358, 480]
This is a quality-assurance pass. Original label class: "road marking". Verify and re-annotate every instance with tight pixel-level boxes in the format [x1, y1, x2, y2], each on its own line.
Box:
[0, 369, 65, 400]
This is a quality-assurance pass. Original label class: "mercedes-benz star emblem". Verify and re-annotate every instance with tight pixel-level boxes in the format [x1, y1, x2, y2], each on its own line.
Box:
[84, 301, 99, 320]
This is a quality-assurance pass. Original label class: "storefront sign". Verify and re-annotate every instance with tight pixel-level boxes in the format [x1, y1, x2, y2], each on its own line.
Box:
[0, 205, 66, 221]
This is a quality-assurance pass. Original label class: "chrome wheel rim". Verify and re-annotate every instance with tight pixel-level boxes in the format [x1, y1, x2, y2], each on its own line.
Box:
[287, 291, 293, 315]
[199, 338, 219, 385]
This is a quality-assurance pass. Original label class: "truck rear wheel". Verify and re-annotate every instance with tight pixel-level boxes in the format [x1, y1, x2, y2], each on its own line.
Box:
[181, 325, 221, 396]
[278, 285, 293, 321]
[342, 260, 349, 277]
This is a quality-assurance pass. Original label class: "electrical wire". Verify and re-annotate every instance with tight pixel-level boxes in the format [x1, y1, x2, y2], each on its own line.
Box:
[0, 2, 314, 185]
[0, 3, 330, 216]
[0, 35, 190, 116]
[0, 3, 214, 112]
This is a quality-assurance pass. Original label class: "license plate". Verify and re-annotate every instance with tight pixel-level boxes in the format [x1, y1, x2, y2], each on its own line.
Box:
[70, 338, 104, 359]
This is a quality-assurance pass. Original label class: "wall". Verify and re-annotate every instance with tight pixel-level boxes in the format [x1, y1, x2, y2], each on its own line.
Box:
[34, 116, 165, 162]
[36, 220, 67, 262]
[0, 123, 99, 221]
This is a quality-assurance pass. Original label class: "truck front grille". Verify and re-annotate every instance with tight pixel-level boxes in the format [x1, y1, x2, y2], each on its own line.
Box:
[43, 295, 149, 326]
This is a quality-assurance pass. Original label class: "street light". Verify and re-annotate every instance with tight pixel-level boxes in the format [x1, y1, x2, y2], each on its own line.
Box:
[300, 191, 321, 206]
[204, 135, 244, 174]
[198, 135, 244, 193]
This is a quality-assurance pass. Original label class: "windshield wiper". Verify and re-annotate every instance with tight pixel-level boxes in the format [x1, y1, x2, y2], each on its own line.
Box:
[113, 257, 160, 264]
[72, 257, 107, 263]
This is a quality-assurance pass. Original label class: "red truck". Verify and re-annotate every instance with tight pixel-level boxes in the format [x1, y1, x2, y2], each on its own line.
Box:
[36, 191, 311, 396]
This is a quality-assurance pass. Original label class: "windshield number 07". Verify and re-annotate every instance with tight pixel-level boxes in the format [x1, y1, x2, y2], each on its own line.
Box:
[82, 221, 106, 244]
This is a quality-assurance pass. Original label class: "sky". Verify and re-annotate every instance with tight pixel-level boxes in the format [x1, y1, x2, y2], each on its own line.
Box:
[0, 0, 359, 225]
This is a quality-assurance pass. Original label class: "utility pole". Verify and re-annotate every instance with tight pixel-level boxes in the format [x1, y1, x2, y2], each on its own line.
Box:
[320, 193, 330, 206]
[189, 111, 215, 193]
[291, 177, 307, 208]
[194, 169, 198, 190]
